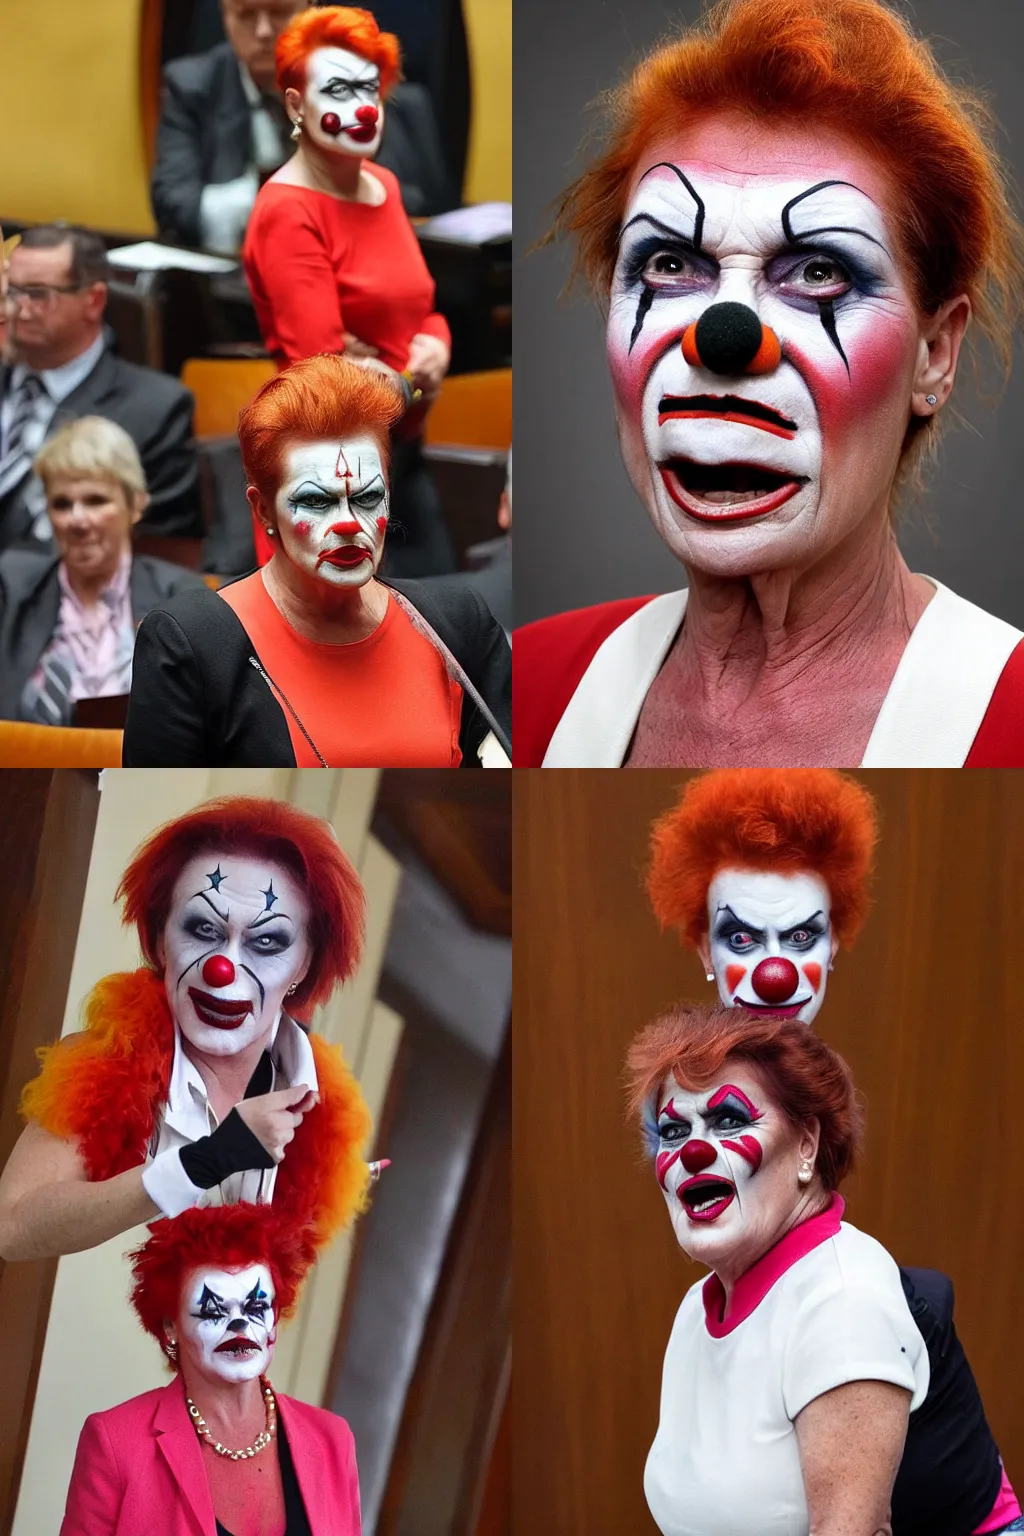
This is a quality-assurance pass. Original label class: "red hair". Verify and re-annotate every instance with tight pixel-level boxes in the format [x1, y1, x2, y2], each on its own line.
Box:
[647, 769, 877, 949]
[129, 1204, 313, 1363]
[276, 7, 401, 97]
[116, 796, 364, 1015]
[553, 0, 1024, 467]
[626, 1003, 863, 1191]
[238, 354, 403, 510]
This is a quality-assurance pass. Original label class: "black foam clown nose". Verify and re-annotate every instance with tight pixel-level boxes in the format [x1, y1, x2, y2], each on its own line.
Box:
[682, 301, 782, 376]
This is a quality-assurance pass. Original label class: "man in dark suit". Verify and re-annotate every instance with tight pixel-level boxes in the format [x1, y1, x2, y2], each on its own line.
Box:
[1, 226, 201, 552]
[152, 0, 455, 253]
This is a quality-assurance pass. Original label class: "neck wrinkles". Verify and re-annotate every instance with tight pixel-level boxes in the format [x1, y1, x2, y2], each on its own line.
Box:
[679, 508, 932, 701]
[262, 556, 387, 643]
[705, 1190, 844, 1335]
[177, 1363, 266, 1441]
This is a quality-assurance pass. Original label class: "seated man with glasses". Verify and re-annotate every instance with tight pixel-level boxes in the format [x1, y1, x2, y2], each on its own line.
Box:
[1, 225, 201, 554]
[152, 0, 455, 256]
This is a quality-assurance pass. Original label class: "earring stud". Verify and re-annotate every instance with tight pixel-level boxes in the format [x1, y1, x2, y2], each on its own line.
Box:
[798, 1163, 813, 1184]
[925, 394, 937, 407]
[706, 972, 715, 983]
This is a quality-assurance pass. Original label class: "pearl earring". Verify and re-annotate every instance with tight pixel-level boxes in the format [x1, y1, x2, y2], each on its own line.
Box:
[798, 1163, 813, 1184]
[706, 972, 715, 983]
[264, 525, 276, 538]
[290, 117, 303, 141]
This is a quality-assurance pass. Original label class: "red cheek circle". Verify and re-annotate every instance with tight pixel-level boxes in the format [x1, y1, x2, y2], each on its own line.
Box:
[802, 962, 822, 992]
[375, 515, 387, 532]
[724, 963, 746, 995]
[786, 311, 916, 462]
[293, 520, 312, 537]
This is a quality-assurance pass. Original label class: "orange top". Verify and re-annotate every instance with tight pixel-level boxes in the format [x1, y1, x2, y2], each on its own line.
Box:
[220, 573, 462, 767]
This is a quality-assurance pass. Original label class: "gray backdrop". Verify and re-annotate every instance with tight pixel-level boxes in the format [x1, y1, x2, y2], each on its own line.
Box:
[513, 0, 1024, 627]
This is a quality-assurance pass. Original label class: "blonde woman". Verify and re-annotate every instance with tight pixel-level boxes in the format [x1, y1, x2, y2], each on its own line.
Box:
[0, 415, 204, 723]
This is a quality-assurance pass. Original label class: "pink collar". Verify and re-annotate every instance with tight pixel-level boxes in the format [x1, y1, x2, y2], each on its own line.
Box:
[702, 1192, 845, 1337]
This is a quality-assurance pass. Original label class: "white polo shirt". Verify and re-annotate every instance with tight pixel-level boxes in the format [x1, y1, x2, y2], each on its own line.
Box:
[644, 1196, 929, 1536]
[141, 1013, 318, 1217]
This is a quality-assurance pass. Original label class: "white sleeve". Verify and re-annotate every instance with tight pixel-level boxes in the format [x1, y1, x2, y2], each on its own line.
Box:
[141, 1147, 205, 1219]
[197, 170, 258, 255]
[782, 1282, 929, 1421]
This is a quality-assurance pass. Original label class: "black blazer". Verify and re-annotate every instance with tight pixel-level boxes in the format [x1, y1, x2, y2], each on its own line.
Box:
[151, 43, 455, 245]
[0, 549, 207, 720]
[0, 351, 202, 552]
[122, 576, 511, 766]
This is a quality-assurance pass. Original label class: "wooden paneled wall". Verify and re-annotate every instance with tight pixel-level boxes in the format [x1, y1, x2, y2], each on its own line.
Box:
[513, 770, 1024, 1536]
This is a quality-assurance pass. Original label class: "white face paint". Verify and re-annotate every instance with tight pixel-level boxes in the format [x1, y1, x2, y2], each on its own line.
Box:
[178, 1265, 277, 1385]
[607, 116, 923, 579]
[301, 46, 383, 159]
[275, 435, 389, 590]
[161, 852, 311, 1057]
[706, 868, 832, 1024]
[653, 1067, 806, 1273]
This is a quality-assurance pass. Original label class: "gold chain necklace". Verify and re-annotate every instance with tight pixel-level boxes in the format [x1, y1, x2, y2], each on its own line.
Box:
[186, 1376, 277, 1461]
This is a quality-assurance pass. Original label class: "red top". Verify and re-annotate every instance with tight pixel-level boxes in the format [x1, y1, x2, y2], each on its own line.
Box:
[513, 597, 1024, 767]
[220, 572, 462, 767]
[243, 166, 450, 368]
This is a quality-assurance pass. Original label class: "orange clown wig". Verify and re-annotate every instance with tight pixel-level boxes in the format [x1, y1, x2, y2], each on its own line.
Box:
[647, 769, 878, 950]
[238, 355, 403, 514]
[130, 1203, 314, 1364]
[553, 0, 1024, 468]
[276, 7, 401, 98]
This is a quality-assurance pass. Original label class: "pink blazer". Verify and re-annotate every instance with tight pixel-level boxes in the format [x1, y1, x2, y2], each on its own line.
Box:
[59, 1377, 361, 1536]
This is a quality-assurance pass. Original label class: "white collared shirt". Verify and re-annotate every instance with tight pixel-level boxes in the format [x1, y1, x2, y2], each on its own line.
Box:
[1, 332, 106, 457]
[141, 1013, 319, 1216]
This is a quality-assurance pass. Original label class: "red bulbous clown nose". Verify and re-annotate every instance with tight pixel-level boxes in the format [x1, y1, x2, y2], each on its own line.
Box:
[680, 1139, 718, 1174]
[751, 956, 799, 1004]
[202, 954, 237, 988]
[355, 105, 379, 126]
[320, 111, 342, 135]
[682, 301, 782, 376]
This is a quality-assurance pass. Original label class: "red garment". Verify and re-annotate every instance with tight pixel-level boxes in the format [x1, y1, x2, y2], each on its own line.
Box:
[220, 572, 463, 767]
[243, 167, 450, 368]
[60, 1380, 360, 1536]
[513, 597, 1024, 767]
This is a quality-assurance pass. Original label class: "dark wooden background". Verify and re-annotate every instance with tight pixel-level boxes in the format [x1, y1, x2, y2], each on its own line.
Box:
[513, 769, 1024, 1536]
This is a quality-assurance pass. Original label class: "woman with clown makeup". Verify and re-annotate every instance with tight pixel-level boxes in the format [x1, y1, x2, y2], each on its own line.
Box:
[516, 0, 1024, 768]
[60, 1204, 362, 1534]
[242, 5, 455, 577]
[121, 355, 511, 767]
[644, 768, 1022, 1534]
[0, 796, 372, 1266]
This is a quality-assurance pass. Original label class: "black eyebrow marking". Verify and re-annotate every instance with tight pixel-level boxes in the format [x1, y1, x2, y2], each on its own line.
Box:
[780, 910, 824, 933]
[194, 891, 229, 923]
[781, 184, 867, 375]
[635, 163, 705, 250]
[249, 910, 293, 929]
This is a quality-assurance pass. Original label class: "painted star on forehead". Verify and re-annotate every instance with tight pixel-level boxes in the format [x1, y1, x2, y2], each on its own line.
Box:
[205, 866, 226, 891]
[261, 882, 279, 910]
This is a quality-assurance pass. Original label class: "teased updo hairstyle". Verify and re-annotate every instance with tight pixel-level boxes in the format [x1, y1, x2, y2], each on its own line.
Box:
[627, 1003, 863, 1191]
[130, 1205, 312, 1367]
[276, 6, 401, 98]
[647, 768, 877, 951]
[553, 0, 1024, 471]
[238, 354, 403, 513]
[117, 795, 365, 1014]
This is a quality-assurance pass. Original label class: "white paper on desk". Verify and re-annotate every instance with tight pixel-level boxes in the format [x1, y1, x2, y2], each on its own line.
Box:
[107, 241, 238, 274]
[417, 203, 512, 244]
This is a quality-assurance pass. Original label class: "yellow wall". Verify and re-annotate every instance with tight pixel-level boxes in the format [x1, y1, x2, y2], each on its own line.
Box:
[463, 0, 512, 204]
[0, 0, 156, 234]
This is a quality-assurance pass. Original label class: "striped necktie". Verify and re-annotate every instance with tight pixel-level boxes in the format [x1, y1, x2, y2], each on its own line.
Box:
[23, 650, 74, 726]
[1, 372, 46, 479]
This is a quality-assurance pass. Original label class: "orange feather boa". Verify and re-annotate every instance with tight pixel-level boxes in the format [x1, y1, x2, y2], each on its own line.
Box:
[20, 968, 372, 1254]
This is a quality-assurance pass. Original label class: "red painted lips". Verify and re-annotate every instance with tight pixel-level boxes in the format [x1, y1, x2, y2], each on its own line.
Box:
[317, 546, 372, 569]
[188, 988, 254, 1030]
[678, 1175, 736, 1223]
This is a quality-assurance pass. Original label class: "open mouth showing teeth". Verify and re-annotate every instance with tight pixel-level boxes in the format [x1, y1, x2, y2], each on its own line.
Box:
[215, 1338, 260, 1355]
[660, 460, 807, 523]
[679, 1176, 736, 1222]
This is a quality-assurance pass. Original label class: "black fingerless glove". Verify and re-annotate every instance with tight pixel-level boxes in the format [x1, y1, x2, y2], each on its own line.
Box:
[178, 1108, 277, 1189]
